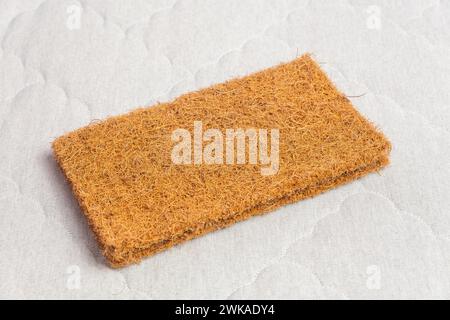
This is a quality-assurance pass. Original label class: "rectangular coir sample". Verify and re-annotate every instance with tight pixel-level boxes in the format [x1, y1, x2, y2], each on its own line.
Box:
[53, 55, 391, 267]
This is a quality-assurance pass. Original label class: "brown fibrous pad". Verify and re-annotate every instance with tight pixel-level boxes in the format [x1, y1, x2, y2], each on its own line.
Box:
[52, 54, 391, 267]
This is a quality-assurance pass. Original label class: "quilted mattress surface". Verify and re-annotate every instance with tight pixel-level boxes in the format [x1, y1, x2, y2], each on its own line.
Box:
[0, 0, 449, 299]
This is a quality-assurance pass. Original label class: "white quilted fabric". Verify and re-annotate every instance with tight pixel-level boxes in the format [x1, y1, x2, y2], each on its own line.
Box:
[0, 0, 449, 299]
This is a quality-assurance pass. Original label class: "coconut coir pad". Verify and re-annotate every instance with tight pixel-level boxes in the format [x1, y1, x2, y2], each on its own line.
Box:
[53, 54, 391, 267]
